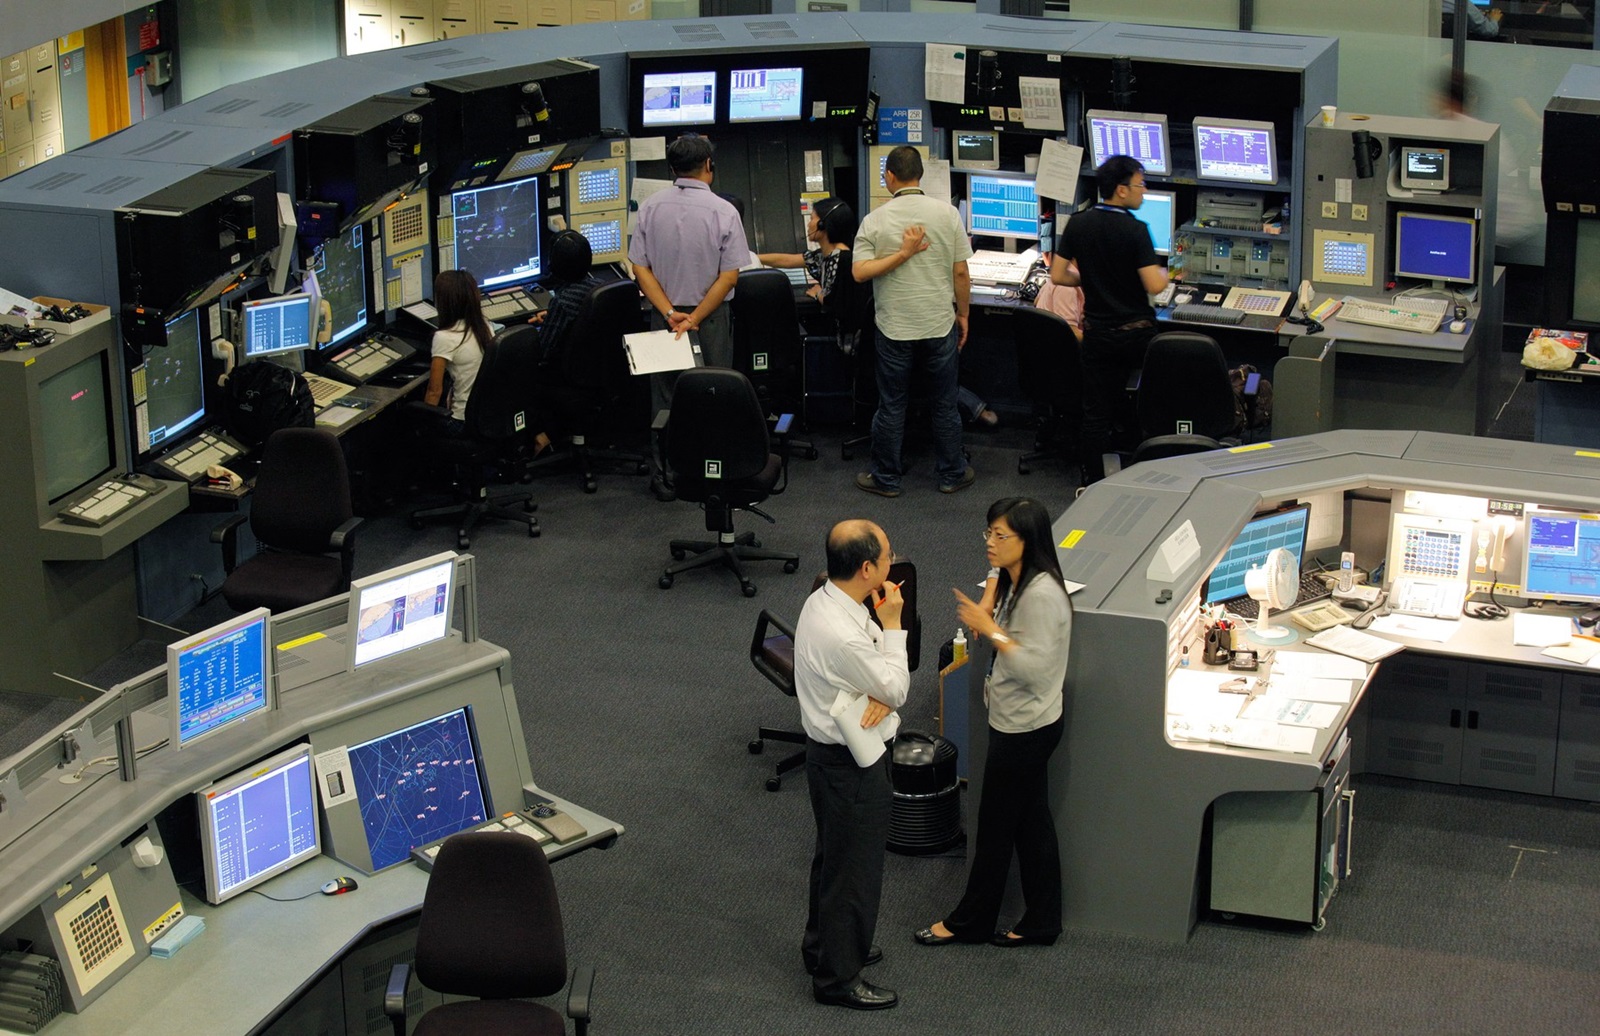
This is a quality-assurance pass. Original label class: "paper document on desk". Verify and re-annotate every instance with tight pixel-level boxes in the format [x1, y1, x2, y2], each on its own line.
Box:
[1305, 626, 1404, 663]
[1368, 614, 1458, 643]
[1166, 716, 1317, 754]
[1269, 652, 1370, 682]
[1513, 612, 1572, 648]
[1261, 674, 1356, 705]
[315, 404, 365, 429]
[828, 691, 888, 767]
[1239, 697, 1342, 729]
[1167, 670, 1256, 722]
[623, 330, 697, 375]
[1546, 641, 1600, 665]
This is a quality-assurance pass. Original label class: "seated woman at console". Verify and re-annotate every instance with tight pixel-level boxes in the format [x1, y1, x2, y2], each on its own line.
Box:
[425, 268, 495, 435]
[528, 230, 600, 365]
[758, 195, 858, 310]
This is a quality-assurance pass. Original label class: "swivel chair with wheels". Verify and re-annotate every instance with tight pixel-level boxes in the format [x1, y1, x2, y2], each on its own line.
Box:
[211, 427, 361, 613]
[1010, 306, 1083, 475]
[1126, 331, 1242, 465]
[384, 831, 595, 1036]
[660, 366, 800, 597]
[731, 267, 817, 460]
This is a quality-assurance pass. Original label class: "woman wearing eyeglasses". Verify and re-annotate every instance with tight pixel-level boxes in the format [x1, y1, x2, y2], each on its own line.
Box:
[916, 497, 1071, 948]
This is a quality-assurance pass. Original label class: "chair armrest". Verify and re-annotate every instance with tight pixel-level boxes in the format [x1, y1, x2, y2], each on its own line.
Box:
[210, 514, 250, 575]
[770, 412, 795, 494]
[750, 608, 796, 664]
[650, 407, 671, 433]
[329, 515, 363, 588]
[772, 413, 794, 436]
[567, 963, 596, 1035]
[383, 963, 411, 1036]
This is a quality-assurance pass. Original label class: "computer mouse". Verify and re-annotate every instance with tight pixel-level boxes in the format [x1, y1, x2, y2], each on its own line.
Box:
[321, 876, 359, 895]
[1174, 292, 1195, 306]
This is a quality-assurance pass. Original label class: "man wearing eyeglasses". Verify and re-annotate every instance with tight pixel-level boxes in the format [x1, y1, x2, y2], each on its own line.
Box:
[1051, 155, 1169, 486]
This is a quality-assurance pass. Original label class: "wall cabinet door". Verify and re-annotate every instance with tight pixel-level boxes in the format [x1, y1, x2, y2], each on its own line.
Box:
[483, 0, 530, 30]
[392, 0, 435, 46]
[435, 0, 481, 37]
[346, 0, 393, 55]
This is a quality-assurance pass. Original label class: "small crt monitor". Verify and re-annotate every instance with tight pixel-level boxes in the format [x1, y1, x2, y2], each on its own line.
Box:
[1393, 210, 1476, 285]
[449, 177, 543, 291]
[728, 66, 802, 123]
[1400, 146, 1450, 192]
[952, 130, 1000, 171]
[1192, 117, 1278, 185]
[349, 551, 458, 670]
[196, 744, 321, 905]
[169, 608, 274, 750]
[241, 292, 315, 359]
[967, 172, 1040, 241]
[1522, 510, 1600, 605]
[1132, 189, 1176, 257]
[40, 351, 116, 505]
[641, 70, 717, 127]
[1085, 110, 1171, 177]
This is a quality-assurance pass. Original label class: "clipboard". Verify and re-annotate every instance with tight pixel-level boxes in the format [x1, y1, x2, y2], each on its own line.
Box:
[623, 329, 701, 375]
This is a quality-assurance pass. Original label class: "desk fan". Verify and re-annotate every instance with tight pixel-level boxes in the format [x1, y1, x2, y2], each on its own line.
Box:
[1244, 547, 1300, 644]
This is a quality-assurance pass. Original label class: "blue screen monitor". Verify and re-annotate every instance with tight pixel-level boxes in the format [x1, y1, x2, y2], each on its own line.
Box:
[138, 308, 209, 460]
[1393, 210, 1476, 285]
[641, 70, 717, 128]
[1131, 189, 1176, 257]
[1085, 110, 1171, 177]
[728, 66, 802, 123]
[241, 292, 315, 358]
[1193, 117, 1278, 185]
[1203, 504, 1311, 606]
[449, 177, 543, 291]
[309, 223, 371, 351]
[1522, 511, 1600, 605]
[197, 744, 321, 905]
[967, 173, 1040, 240]
[346, 706, 489, 871]
[168, 607, 274, 750]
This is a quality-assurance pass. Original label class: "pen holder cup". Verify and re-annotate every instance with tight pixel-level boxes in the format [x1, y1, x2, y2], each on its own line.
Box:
[1202, 627, 1232, 665]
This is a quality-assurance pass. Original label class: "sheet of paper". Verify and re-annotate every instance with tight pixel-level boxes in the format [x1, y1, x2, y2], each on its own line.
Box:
[828, 690, 888, 767]
[1239, 697, 1342, 729]
[1018, 76, 1065, 132]
[1513, 612, 1572, 647]
[925, 44, 967, 104]
[314, 405, 365, 429]
[1034, 138, 1083, 205]
[1166, 669, 1253, 722]
[1261, 674, 1355, 704]
[922, 158, 952, 203]
[1270, 651, 1370, 682]
[1544, 641, 1600, 665]
[623, 330, 697, 375]
[400, 256, 424, 305]
[630, 136, 667, 161]
[631, 176, 673, 208]
[1368, 613, 1460, 642]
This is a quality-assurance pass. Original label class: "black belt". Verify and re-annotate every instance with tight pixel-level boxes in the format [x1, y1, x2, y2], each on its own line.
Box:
[1085, 317, 1154, 333]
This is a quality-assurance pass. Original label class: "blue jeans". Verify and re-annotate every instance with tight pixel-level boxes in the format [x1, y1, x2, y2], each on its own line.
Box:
[870, 327, 965, 489]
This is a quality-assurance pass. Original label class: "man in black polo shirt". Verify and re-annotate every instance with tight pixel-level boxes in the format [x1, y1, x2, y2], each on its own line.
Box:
[1051, 156, 1169, 485]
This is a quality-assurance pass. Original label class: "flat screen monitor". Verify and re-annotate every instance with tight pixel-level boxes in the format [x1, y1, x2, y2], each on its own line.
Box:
[346, 706, 489, 871]
[139, 308, 209, 459]
[1131, 189, 1176, 257]
[1203, 504, 1311, 606]
[641, 70, 717, 128]
[449, 177, 543, 291]
[39, 351, 116, 504]
[1085, 110, 1171, 177]
[349, 552, 458, 670]
[196, 744, 321, 905]
[952, 130, 1000, 171]
[1393, 210, 1476, 285]
[1522, 511, 1600, 605]
[967, 173, 1040, 240]
[1193, 117, 1278, 185]
[241, 292, 315, 359]
[168, 607, 274, 750]
[1399, 146, 1450, 192]
[310, 223, 371, 351]
[728, 66, 802, 124]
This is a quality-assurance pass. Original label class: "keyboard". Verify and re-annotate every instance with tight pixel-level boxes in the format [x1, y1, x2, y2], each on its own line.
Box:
[1172, 304, 1247, 326]
[1337, 296, 1449, 334]
[324, 334, 416, 385]
[156, 430, 246, 482]
[1223, 573, 1333, 619]
[60, 474, 162, 527]
[481, 286, 552, 323]
[967, 249, 1038, 286]
[303, 373, 355, 407]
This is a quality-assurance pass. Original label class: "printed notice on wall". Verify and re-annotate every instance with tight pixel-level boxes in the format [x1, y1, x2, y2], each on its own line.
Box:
[925, 44, 966, 104]
[1018, 76, 1064, 132]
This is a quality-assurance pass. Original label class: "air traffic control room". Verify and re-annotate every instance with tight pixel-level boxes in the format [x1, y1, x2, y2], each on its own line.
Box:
[1, 4, 1599, 1033]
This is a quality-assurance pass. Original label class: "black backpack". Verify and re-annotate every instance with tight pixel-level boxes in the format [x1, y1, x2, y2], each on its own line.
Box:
[224, 360, 315, 448]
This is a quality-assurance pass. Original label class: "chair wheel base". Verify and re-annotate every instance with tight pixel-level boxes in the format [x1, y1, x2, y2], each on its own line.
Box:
[458, 535, 471, 549]
[766, 776, 782, 792]
[742, 582, 758, 598]
[659, 574, 674, 589]
[584, 479, 598, 493]
[748, 739, 764, 754]
[782, 559, 799, 574]
[671, 548, 687, 561]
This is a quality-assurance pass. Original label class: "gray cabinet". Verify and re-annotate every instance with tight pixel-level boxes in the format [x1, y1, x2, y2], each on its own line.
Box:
[1366, 653, 1467, 784]
[1556, 673, 1600, 801]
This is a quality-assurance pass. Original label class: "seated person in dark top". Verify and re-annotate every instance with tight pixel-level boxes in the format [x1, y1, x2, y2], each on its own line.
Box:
[529, 230, 601, 365]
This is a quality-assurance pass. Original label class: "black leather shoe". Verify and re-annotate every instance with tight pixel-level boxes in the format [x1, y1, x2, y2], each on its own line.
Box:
[914, 926, 958, 946]
[649, 476, 676, 502]
[805, 945, 881, 975]
[990, 930, 1058, 948]
[813, 980, 898, 1011]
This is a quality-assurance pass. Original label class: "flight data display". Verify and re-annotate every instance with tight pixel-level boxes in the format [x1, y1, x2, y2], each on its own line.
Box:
[1194, 119, 1277, 185]
[641, 70, 716, 127]
[312, 224, 370, 350]
[728, 67, 803, 123]
[171, 610, 271, 749]
[449, 178, 543, 290]
[200, 745, 321, 904]
[143, 309, 208, 454]
[1085, 111, 1170, 175]
[347, 707, 487, 870]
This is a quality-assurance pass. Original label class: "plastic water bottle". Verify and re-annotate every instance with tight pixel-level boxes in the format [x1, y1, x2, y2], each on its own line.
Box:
[952, 629, 967, 663]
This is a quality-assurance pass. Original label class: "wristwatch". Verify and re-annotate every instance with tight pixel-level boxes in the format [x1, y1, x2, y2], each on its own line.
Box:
[990, 630, 1012, 645]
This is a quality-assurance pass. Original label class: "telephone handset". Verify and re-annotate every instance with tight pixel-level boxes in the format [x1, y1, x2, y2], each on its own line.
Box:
[1298, 279, 1315, 315]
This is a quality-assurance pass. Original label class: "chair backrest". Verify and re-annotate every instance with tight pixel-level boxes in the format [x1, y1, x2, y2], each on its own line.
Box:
[415, 831, 567, 1000]
[822, 256, 873, 337]
[667, 367, 774, 499]
[559, 279, 641, 391]
[1137, 331, 1239, 442]
[1010, 306, 1082, 411]
[464, 326, 539, 441]
[731, 268, 802, 393]
[251, 427, 352, 553]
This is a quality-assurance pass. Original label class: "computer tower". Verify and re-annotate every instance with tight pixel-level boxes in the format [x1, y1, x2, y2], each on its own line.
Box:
[427, 60, 602, 187]
[294, 94, 436, 241]
[1541, 96, 1600, 212]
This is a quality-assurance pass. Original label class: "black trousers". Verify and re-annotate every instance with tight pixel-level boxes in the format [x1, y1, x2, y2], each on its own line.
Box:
[1079, 321, 1157, 483]
[803, 739, 893, 994]
[943, 718, 1064, 942]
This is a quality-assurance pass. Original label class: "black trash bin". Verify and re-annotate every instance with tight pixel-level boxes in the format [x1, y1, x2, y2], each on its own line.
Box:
[887, 730, 964, 856]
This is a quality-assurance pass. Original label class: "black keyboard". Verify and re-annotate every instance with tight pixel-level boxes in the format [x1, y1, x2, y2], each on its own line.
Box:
[1224, 573, 1332, 619]
[1172, 304, 1247, 326]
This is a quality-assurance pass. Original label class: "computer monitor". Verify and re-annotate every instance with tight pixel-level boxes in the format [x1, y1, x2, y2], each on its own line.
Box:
[38, 350, 117, 505]
[1399, 146, 1451, 192]
[641, 70, 717, 128]
[345, 706, 489, 871]
[240, 292, 315, 359]
[1202, 504, 1312, 606]
[138, 308, 209, 460]
[1393, 210, 1476, 285]
[1522, 510, 1600, 606]
[1311, 229, 1376, 288]
[448, 177, 543, 291]
[310, 223, 371, 352]
[1192, 117, 1278, 185]
[196, 743, 322, 905]
[168, 607, 274, 751]
[728, 66, 803, 124]
[1085, 110, 1171, 177]
[951, 129, 1001, 171]
[967, 172, 1040, 241]
[1131, 189, 1176, 257]
[349, 552, 458, 670]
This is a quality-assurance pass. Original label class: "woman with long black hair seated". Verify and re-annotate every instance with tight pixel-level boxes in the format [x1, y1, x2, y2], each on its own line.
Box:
[424, 268, 495, 435]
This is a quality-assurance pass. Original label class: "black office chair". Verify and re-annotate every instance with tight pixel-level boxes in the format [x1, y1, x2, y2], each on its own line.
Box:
[659, 367, 800, 597]
[411, 327, 540, 548]
[212, 427, 361, 613]
[1010, 306, 1083, 475]
[731, 268, 817, 460]
[1130, 331, 1242, 462]
[531, 278, 651, 493]
[749, 560, 921, 791]
[384, 831, 594, 1036]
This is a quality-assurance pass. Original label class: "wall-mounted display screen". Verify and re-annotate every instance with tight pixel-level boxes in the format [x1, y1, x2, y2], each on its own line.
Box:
[1085, 110, 1171, 176]
[728, 67, 803, 123]
[1193, 117, 1278, 185]
[449, 177, 543, 291]
[967, 173, 1040, 240]
[641, 70, 717, 127]
[1393, 210, 1476, 285]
